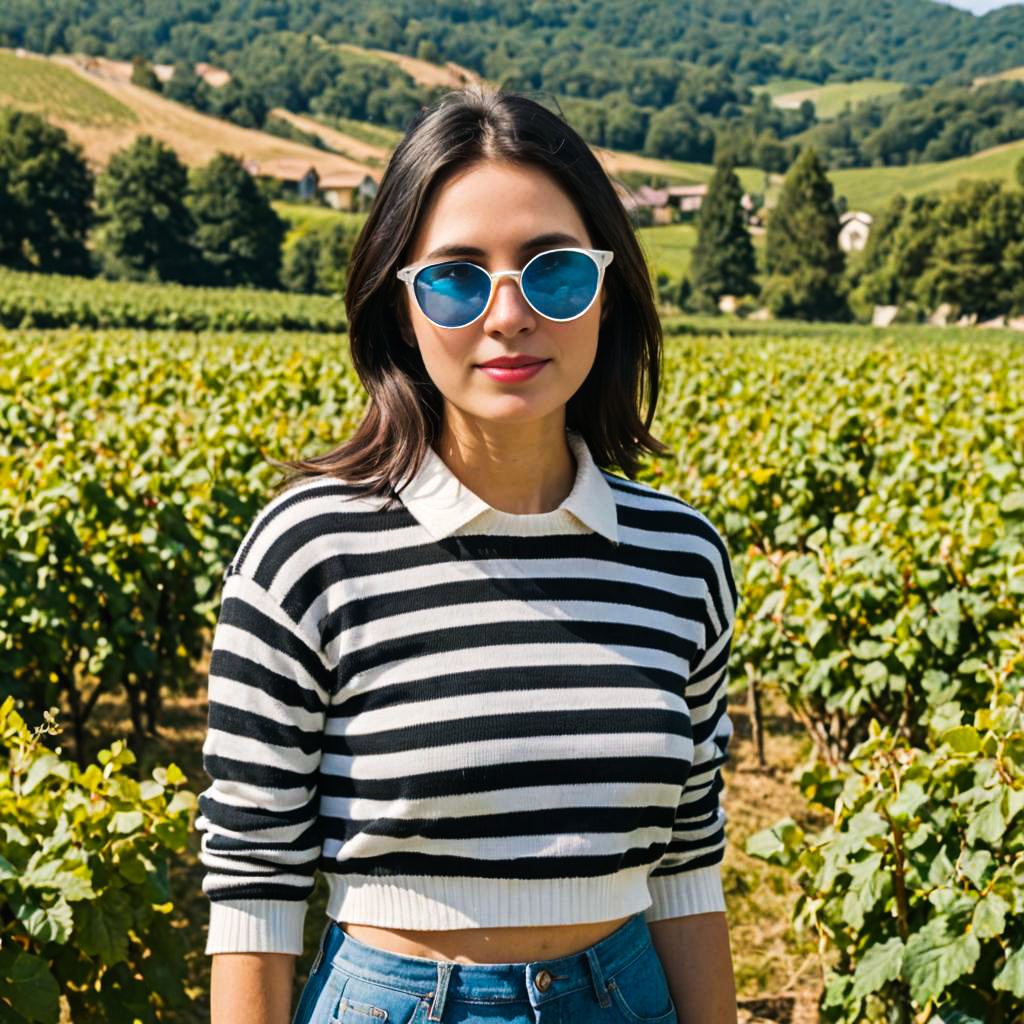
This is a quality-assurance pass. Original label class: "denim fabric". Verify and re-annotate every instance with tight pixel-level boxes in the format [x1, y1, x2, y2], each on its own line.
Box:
[291, 911, 678, 1024]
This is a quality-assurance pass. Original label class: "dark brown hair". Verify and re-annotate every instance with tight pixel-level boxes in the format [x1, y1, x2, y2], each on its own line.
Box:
[270, 84, 668, 503]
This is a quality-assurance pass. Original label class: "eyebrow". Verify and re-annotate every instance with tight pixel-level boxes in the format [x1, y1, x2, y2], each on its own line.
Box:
[422, 232, 583, 261]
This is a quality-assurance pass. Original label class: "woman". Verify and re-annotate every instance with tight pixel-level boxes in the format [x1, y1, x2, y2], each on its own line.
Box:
[197, 85, 739, 1024]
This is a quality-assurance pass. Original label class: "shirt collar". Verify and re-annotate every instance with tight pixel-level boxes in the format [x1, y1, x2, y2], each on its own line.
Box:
[396, 429, 619, 544]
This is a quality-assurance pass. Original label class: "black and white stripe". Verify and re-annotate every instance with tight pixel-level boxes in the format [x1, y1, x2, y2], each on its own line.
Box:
[197, 470, 737, 952]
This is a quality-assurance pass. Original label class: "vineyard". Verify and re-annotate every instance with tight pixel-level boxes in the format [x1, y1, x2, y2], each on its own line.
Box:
[1, 321, 1022, 1023]
[0, 269, 348, 332]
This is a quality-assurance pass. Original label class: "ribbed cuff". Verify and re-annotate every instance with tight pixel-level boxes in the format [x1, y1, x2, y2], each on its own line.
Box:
[643, 864, 725, 922]
[205, 899, 308, 955]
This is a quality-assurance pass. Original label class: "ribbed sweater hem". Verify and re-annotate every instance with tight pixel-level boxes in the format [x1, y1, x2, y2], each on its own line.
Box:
[203, 865, 725, 954]
[644, 864, 726, 922]
[205, 898, 308, 955]
[325, 867, 653, 929]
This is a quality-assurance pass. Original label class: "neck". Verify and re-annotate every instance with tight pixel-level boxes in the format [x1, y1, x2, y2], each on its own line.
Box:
[435, 410, 576, 515]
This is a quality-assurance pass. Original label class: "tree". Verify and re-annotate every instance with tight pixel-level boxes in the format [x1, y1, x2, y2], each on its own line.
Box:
[690, 158, 758, 312]
[281, 219, 359, 295]
[93, 135, 196, 283]
[187, 153, 286, 288]
[164, 61, 208, 109]
[643, 104, 714, 163]
[764, 147, 847, 320]
[130, 56, 161, 92]
[0, 109, 93, 274]
[916, 179, 1024, 319]
[1017, 153, 1024, 190]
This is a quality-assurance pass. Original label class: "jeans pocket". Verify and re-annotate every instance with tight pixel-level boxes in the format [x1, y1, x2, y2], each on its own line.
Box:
[606, 943, 677, 1024]
[326, 970, 428, 1024]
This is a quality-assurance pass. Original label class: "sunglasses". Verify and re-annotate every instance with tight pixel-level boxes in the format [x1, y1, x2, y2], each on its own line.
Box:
[396, 247, 614, 329]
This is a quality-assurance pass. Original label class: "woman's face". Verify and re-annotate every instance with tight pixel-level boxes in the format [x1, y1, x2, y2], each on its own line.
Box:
[401, 159, 604, 438]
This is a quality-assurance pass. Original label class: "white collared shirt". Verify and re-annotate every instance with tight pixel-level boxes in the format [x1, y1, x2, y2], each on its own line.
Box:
[394, 428, 620, 544]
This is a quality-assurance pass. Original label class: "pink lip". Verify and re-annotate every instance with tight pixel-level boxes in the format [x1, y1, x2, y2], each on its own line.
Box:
[477, 360, 549, 382]
[478, 356, 548, 368]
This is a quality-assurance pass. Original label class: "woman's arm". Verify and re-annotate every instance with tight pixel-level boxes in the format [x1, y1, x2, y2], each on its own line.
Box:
[211, 952, 296, 1024]
[648, 911, 738, 1024]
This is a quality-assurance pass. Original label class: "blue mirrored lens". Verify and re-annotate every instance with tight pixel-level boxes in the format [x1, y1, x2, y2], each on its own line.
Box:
[521, 250, 599, 320]
[414, 262, 491, 327]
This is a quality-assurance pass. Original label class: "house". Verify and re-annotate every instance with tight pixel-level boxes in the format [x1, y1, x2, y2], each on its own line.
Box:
[318, 171, 379, 212]
[665, 184, 708, 215]
[839, 211, 873, 252]
[618, 184, 673, 224]
[243, 159, 320, 200]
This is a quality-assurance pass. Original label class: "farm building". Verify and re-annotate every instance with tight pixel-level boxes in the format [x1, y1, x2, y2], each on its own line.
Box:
[666, 184, 708, 214]
[617, 180, 757, 225]
[319, 171, 379, 211]
[243, 159, 320, 200]
[839, 210, 873, 252]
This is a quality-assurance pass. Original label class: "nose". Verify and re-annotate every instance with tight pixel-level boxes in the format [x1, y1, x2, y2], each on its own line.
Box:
[482, 273, 536, 336]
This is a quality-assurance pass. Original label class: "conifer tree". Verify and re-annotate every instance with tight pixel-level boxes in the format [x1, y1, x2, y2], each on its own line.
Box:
[187, 153, 286, 288]
[764, 147, 847, 320]
[93, 135, 197, 283]
[0, 109, 94, 274]
[690, 157, 758, 312]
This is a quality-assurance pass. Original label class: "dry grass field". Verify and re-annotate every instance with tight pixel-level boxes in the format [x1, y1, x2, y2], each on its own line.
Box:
[0, 48, 375, 177]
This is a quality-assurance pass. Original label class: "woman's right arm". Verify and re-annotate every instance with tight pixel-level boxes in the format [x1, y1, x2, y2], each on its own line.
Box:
[211, 952, 296, 1024]
[196, 568, 337, 1017]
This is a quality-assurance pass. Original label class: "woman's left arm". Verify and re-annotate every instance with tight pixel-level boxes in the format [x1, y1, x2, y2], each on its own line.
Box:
[648, 911, 738, 1024]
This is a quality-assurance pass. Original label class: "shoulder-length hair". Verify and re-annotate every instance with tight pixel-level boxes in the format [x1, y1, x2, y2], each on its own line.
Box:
[269, 85, 669, 503]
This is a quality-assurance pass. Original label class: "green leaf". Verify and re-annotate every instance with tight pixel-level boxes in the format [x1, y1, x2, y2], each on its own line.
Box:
[138, 779, 164, 801]
[971, 890, 1009, 939]
[21, 752, 62, 795]
[850, 936, 904, 999]
[889, 780, 928, 822]
[842, 852, 888, 930]
[966, 792, 1006, 846]
[109, 810, 145, 834]
[926, 591, 962, 655]
[0, 853, 18, 880]
[166, 789, 197, 815]
[940, 726, 981, 754]
[744, 818, 805, 866]
[958, 848, 993, 888]
[993, 943, 1024, 997]
[0, 948, 60, 1023]
[999, 490, 1024, 517]
[74, 888, 132, 966]
[9, 891, 74, 944]
[928, 845, 956, 888]
[904, 917, 981, 1005]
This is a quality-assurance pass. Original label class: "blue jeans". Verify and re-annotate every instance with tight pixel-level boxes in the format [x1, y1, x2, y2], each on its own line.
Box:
[291, 911, 678, 1024]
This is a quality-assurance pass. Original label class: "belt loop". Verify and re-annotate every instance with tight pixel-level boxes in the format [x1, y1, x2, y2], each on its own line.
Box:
[585, 947, 612, 1008]
[427, 961, 454, 1021]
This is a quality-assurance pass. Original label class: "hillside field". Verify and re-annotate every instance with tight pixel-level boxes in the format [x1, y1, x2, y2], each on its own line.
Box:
[771, 78, 906, 118]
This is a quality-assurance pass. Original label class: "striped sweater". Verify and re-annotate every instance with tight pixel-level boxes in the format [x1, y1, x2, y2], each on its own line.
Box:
[196, 429, 738, 955]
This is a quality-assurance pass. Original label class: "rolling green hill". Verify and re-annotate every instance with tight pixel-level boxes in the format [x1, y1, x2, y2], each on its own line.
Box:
[772, 79, 907, 119]
[830, 139, 1024, 215]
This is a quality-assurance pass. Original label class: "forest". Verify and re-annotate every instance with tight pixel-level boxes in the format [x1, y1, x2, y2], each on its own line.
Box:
[4, 0, 1024, 86]
[5, 1, 1024, 172]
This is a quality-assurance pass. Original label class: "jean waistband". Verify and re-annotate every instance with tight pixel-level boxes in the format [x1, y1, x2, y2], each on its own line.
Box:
[318, 911, 651, 1007]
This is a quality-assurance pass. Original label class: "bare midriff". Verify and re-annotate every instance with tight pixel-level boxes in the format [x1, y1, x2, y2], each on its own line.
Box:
[342, 914, 635, 965]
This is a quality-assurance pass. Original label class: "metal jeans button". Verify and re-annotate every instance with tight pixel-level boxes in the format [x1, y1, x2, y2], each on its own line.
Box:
[535, 969, 553, 992]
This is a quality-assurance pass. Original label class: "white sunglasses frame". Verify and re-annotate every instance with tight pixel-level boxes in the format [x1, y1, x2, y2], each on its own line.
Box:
[396, 247, 614, 329]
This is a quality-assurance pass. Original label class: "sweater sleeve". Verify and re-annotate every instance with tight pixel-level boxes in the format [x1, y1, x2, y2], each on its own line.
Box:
[645, 535, 737, 922]
[195, 568, 335, 955]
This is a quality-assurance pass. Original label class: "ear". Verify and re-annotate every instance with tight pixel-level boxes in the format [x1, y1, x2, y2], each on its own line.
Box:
[600, 288, 611, 322]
